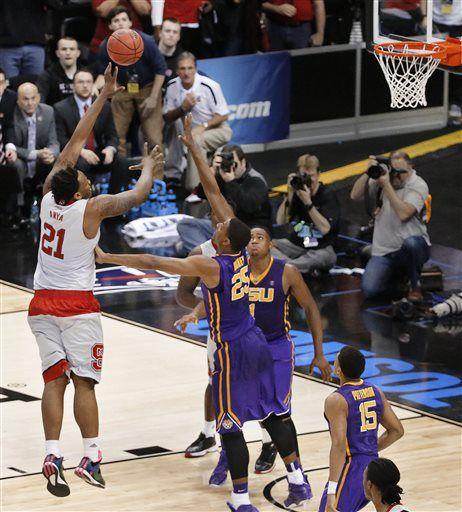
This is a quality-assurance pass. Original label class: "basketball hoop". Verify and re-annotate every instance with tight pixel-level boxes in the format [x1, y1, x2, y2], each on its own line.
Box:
[373, 41, 446, 109]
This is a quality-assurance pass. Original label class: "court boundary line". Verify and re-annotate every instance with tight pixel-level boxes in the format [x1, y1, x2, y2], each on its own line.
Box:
[1, 279, 461, 429]
[0, 309, 30, 315]
[0, 416, 424, 481]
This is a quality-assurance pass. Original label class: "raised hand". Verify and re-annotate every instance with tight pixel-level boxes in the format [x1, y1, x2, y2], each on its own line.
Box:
[128, 143, 164, 180]
[101, 63, 125, 98]
[178, 113, 195, 149]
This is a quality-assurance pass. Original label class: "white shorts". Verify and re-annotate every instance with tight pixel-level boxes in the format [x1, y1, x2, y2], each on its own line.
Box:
[207, 333, 216, 384]
[28, 313, 104, 384]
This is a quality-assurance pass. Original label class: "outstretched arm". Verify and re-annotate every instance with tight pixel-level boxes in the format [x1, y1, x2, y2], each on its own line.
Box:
[95, 246, 219, 284]
[176, 245, 203, 308]
[179, 114, 234, 223]
[284, 264, 331, 381]
[43, 64, 124, 195]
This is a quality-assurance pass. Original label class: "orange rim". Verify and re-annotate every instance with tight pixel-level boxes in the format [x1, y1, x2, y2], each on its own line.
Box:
[373, 41, 446, 60]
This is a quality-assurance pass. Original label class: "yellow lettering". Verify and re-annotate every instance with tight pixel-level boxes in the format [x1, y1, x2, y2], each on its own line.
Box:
[248, 287, 274, 303]
[233, 256, 244, 271]
[352, 387, 375, 401]
[231, 265, 250, 301]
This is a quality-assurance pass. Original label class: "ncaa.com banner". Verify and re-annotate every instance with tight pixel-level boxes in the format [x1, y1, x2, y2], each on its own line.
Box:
[198, 52, 291, 144]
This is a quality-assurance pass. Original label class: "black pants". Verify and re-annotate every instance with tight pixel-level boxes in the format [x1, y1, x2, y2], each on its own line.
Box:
[76, 153, 128, 194]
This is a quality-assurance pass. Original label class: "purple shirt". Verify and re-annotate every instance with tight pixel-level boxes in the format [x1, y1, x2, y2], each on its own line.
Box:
[201, 252, 255, 342]
[334, 380, 384, 457]
[249, 257, 290, 342]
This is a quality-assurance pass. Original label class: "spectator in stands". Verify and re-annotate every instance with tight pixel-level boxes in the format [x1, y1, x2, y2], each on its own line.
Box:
[37, 37, 82, 106]
[433, 0, 462, 120]
[12, 83, 59, 217]
[0, 0, 61, 78]
[158, 18, 183, 83]
[176, 144, 270, 253]
[273, 154, 339, 274]
[89, 0, 151, 61]
[262, 0, 326, 49]
[54, 70, 128, 195]
[0, 68, 21, 225]
[94, 6, 166, 156]
[379, 0, 426, 37]
[163, 51, 232, 189]
[351, 151, 431, 302]
[151, 0, 206, 57]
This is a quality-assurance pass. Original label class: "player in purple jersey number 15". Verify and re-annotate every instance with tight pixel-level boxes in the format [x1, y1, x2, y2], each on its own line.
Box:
[320, 347, 404, 512]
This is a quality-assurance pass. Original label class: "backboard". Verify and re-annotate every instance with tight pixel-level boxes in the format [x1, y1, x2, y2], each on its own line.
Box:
[365, 0, 462, 74]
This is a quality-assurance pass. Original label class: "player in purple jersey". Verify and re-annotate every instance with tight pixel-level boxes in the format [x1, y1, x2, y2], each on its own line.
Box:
[96, 115, 312, 512]
[363, 458, 410, 512]
[177, 226, 332, 501]
[319, 347, 404, 512]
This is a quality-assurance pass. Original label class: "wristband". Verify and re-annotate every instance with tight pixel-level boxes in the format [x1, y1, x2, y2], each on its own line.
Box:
[179, 105, 186, 115]
[306, 202, 314, 211]
[327, 481, 338, 495]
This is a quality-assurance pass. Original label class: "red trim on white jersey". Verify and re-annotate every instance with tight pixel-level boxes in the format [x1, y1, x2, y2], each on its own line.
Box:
[29, 289, 100, 317]
[386, 504, 409, 512]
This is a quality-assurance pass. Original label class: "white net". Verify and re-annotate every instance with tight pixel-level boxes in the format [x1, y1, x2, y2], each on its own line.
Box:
[374, 43, 442, 109]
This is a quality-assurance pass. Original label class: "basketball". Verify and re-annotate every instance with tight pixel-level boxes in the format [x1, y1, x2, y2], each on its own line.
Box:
[107, 28, 144, 66]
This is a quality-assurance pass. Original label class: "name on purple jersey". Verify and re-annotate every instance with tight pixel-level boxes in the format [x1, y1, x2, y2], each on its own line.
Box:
[351, 387, 376, 401]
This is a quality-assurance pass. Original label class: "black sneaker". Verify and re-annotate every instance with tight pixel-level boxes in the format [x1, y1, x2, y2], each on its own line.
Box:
[254, 442, 277, 474]
[185, 432, 217, 458]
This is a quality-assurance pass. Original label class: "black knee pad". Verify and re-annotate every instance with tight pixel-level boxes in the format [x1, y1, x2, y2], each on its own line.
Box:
[221, 431, 249, 481]
[262, 414, 295, 459]
[282, 415, 300, 458]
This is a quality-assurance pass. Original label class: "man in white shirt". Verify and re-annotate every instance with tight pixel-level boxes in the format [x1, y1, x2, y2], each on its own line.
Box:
[163, 51, 232, 189]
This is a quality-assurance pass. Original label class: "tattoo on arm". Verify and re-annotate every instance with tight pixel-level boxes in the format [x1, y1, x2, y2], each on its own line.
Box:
[93, 191, 139, 219]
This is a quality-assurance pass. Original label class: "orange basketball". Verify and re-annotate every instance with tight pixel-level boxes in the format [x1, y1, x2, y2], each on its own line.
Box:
[107, 29, 144, 66]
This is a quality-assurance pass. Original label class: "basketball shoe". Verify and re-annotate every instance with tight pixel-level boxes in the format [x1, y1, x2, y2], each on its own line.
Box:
[42, 454, 70, 497]
[284, 481, 313, 507]
[227, 503, 259, 512]
[185, 432, 217, 458]
[74, 451, 105, 488]
[209, 449, 228, 486]
[254, 442, 277, 474]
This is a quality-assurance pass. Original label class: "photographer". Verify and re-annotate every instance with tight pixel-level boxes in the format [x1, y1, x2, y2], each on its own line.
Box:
[176, 144, 270, 254]
[273, 154, 339, 274]
[351, 150, 430, 302]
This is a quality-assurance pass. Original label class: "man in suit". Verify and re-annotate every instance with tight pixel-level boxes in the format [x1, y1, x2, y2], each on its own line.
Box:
[13, 82, 59, 218]
[54, 70, 128, 194]
[0, 67, 20, 225]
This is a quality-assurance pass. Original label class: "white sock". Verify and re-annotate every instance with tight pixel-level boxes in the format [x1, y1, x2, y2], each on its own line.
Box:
[231, 491, 251, 508]
[202, 420, 216, 438]
[83, 437, 101, 462]
[287, 466, 304, 485]
[45, 440, 61, 458]
[260, 425, 272, 444]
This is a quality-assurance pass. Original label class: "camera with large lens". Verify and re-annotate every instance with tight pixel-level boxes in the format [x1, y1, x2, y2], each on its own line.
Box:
[290, 173, 312, 191]
[366, 156, 391, 180]
[220, 151, 236, 173]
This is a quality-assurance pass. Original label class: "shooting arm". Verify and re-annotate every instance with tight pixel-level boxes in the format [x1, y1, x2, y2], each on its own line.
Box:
[129, 0, 151, 16]
[276, 196, 288, 225]
[378, 390, 404, 451]
[43, 88, 111, 194]
[95, 0, 119, 17]
[325, 393, 348, 483]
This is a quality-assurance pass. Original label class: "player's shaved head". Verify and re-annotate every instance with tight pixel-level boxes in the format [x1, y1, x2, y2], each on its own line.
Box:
[17, 82, 40, 115]
[337, 346, 365, 380]
[228, 218, 251, 253]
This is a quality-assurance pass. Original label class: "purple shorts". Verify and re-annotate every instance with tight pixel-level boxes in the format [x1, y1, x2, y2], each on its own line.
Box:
[318, 454, 374, 512]
[267, 336, 294, 415]
[212, 327, 288, 434]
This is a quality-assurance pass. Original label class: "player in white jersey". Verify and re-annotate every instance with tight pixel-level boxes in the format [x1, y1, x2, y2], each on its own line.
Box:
[363, 458, 410, 512]
[27, 64, 163, 497]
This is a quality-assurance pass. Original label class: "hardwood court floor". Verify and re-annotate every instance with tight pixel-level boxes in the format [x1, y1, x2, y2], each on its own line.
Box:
[1, 284, 461, 512]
